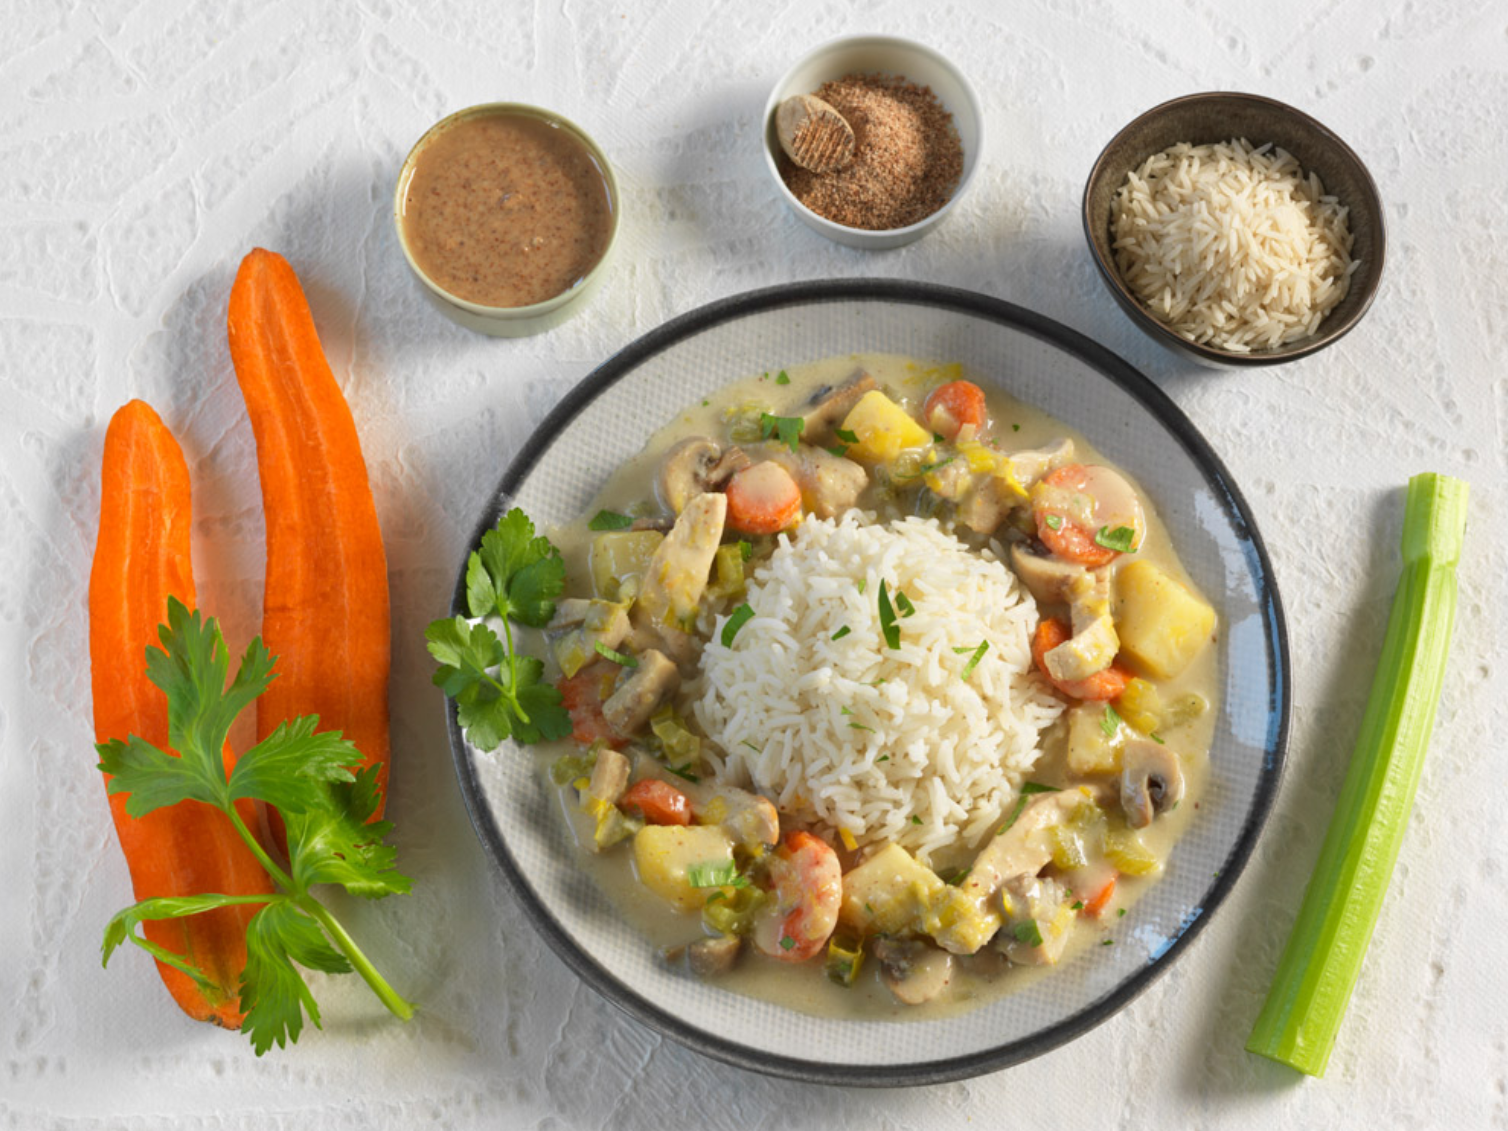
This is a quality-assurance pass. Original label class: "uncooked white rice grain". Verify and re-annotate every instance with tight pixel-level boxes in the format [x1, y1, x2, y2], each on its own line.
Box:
[1111, 138, 1356, 353]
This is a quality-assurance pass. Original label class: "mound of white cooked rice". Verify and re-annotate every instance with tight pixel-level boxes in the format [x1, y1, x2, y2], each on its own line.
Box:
[1111, 138, 1358, 353]
[689, 513, 1062, 863]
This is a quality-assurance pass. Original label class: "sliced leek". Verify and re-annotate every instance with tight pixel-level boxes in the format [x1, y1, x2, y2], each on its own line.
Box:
[1247, 473, 1468, 1076]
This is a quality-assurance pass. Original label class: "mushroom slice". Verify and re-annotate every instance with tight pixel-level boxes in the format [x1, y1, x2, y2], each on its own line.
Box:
[801, 370, 875, 442]
[1000, 876, 1074, 966]
[687, 935, 742, 978]
[873, 938, 954, 1005]
[1120, 739, 1185, 829]
[1009, 544, 1091, 606]
[767, 445, 869, 518]
[998, 438, 1075, 495]
[656, 438, 749, 514]
[602, 649, 681, 738]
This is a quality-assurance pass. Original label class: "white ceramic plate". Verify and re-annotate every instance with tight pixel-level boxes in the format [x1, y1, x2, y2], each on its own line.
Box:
[447, 280, 1289, 1085]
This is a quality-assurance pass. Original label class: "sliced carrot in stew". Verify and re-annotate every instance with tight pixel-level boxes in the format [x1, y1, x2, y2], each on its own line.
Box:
[557, 665, 619, 747]
[1082, 875, 1117, 918]
[1034, 464, 1118, 567]
[725, 461, 802, 535]
[922, 380, 988, 441]
[1031, 617, 1132, 702]
[619, 779, 692, 826]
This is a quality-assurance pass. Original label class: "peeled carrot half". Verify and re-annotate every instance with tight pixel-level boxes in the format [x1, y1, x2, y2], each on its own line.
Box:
[89, 400, 274, 1027]
[227, 249, 391, 817]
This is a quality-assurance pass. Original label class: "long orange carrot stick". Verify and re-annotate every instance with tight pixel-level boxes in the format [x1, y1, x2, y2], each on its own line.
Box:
[227, 249, 391, 817]
[89, 399, 275, 1027]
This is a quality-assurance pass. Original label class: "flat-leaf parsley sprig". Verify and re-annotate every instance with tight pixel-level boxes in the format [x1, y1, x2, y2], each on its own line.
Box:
[97, 597, 413, 1056]
[426, 507, 573, 751]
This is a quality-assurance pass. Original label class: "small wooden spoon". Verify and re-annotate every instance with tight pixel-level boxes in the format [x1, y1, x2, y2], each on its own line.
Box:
[775, 94, 856, 174]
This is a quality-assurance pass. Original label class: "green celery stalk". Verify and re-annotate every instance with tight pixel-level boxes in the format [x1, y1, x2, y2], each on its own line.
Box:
[1247, 472, 1468, 1076]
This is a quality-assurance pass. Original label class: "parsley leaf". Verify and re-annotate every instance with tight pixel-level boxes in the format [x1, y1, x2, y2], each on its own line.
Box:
[894, 591, 916, 618]
[1093, 525, 1139, 553]
[430, 508, 572, 751]
[1100, 704, 1122, 738]
[97, 598, 414, 1058]
[588, 509, 634, 531]
[722, 603, 755, 647]
[834, 428, 859, 445]
[1044, 514, 1063, 531]
[1013, 920, 1044, 947]
[877, 580, 901, 649]
[759, 413, 805, 452]
[774, 370, 791, 385]
[996, 781, 1060, 836]
[831, 625, 851, 641]
[959, 640, 989, 680]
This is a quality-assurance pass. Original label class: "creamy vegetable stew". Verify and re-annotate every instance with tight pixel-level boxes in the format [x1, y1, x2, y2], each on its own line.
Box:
[519, 353, 1218, 1015]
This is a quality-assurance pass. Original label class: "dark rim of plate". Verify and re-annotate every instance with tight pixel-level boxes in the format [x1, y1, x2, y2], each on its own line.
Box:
[445, 279, 1290, 1087]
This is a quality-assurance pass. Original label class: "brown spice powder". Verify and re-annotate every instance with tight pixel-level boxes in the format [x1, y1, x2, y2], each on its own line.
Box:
[779, 73, 962, 231]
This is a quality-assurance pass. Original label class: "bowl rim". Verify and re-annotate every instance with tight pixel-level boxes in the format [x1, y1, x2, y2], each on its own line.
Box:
[445, 278, 1291, 1086]
[1081, 90, 1386, 367]
[392, 101, 621, 320]
[760, 34, 985, 239]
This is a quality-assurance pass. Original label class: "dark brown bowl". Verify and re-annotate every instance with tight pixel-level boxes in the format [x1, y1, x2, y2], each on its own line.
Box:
[1083, 92, 1385, 368]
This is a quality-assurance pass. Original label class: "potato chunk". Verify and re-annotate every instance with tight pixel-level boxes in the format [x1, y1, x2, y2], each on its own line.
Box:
[839, 390, 930, 465]
[1112, 560, 1216, 679]
[839, 843, 943, 936]
[632, 824, 736, 913]
[590, 530, 664, 601]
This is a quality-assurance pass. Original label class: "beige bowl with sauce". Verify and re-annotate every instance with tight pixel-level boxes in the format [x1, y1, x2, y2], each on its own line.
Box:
[394, 103, 620, 337]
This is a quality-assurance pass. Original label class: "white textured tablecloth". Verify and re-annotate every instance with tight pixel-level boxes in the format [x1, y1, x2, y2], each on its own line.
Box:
[2, 1, 1505, 1126]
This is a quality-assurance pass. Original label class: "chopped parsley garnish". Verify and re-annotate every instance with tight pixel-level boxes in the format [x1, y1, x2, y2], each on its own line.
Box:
[1094, 525, 1139, 553]
[737, 540, 752, 561]
[857, 579, 867, 595]
[686, 860, 747, 889]
[877, 580, 901, 649]
[834, 428, 859, 444]
[779, 935, 795, 951]
[945, 867, 972, 886]
[831, 625, 852, 641]
[826, 445, 849, 458]
[1118, 908, 1127, 917]
[1013, 920, 1044, 947]
[848, 722, 873, 733]
[774, 369, 790, 385]
[1100, 704, 1122, 738]
[1044, 514, 1064, 531]
[593, 641, 638, 668]
[758, 412, 805, 452]
[1102, 939, 1115, 946]
[587, 509, 634, 531]
[666, 764, 701, 784]
[740, 740, 762, 754]
[894, 591, 916, 618]
[1150, 732, 1165, 744]
[910, 815, 922, 825]
[1012, 423, 1021, 432]
[959, 640, 989, 680]
[876, 755, 890, 763]
[427, 508, 571, 750]
[996, 781, 1059, 836]
[721, 603, 755, 647]
[932, 432, 945, 444]
[1070, 900, 1085, 910]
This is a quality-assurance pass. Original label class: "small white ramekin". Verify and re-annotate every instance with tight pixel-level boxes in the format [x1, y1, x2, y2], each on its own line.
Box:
[762, 36, 983, 251]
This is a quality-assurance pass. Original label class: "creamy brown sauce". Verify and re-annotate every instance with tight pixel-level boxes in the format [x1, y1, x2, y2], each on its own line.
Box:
[536, 352, 1219, 1020]
[400, 110, 613, 308]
